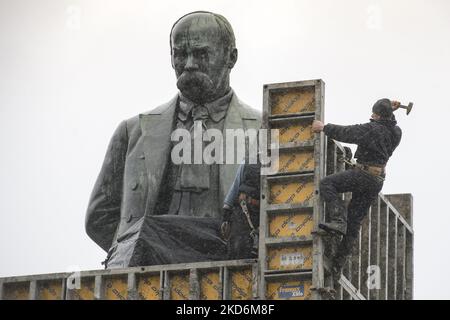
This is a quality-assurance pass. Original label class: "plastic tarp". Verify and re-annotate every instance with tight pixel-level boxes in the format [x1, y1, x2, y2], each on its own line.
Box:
[105, 215, 228, 269]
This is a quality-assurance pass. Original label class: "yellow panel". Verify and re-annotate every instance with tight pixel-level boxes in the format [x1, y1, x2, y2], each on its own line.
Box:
[137, 274, 161, 300]
[170, 273, 190, 300]
[269, 181, 315, 205]
[271, 88, 315, 115]
[70, 278, 95, 300]
[37, 280, 62, 300]
[200, 271, 220, 300]
[269, 212, 314, 238]
[266, 279, 312, 300]
[274, 122, 313, 145]
[3, 282, 29, 300]
[104, 276, 128, 300]
[276, 150, 314, 174]
[230, 268, 253, 300]
[267, 245, 313, 271]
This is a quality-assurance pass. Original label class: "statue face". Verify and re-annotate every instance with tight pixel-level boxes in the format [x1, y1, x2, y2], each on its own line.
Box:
[171, 13, 237, 103]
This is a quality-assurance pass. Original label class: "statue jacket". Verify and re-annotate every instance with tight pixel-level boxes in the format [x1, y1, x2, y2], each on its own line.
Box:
[85, 93, 261, 253]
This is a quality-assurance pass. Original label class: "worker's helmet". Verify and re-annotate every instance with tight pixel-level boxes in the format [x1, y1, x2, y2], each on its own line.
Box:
[372, 98, 393, 119]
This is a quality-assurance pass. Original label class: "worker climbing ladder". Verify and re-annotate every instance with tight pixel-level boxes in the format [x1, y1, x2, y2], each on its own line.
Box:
[258, 80, 414, 300]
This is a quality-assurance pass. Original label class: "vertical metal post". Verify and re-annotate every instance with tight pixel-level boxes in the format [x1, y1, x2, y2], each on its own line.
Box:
[311, 80, 325, 300]
[223, 267, 230, 300]
[94, 275, 103, 300]
[29, 280, 37, 300]
[189, 269, 200, 300]
[127, 273, 137, 300]
[163, 271, 171, 300]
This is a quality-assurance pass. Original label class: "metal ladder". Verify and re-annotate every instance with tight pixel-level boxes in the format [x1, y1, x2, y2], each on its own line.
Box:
[258, 80, 330, 300]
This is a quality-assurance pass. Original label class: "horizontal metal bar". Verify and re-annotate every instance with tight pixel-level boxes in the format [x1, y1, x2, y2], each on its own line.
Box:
[266, 170, 315, 178]
[264, 80, 321, 90]
[269, 115, 315, 125]
[265, 236, 313, 246]
[264, 271, 312, 281]
[264, 269, 313, 276]
[265, 203, 314, 214]
[274, 141, 315, 151]
[266, 172, 315, 183]
[0, 272, 72, 284]
[269, 112, 316, 120]
[0, 259, 258, 283]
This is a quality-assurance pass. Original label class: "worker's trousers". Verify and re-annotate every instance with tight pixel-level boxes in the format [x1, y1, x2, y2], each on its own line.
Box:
[227, 204, 260, 260]
[320, 168, 383, 257]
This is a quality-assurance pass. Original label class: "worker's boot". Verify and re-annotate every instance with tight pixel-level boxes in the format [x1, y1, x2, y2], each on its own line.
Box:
[331, 234, 357, 281]
[319, 202, 347, 236]
[331, 254, 347, 281]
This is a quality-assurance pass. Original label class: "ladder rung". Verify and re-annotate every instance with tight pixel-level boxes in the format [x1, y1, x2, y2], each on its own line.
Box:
[265, 236, 313, 246]
[265, 203, 314, 214]
[272, 141, 315, 151]
[265, 170, 315, 178]
[264, 270, 313, 278]
[266, 172, 315, 182]
[268, 112, 316, 120]
[268, 114, 315, 125]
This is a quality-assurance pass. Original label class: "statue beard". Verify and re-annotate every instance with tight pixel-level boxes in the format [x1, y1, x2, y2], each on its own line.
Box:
[176, 71, 215, 103]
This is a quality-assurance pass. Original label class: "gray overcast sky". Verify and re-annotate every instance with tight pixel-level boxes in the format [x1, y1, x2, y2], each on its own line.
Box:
[0, 0, 449, 299]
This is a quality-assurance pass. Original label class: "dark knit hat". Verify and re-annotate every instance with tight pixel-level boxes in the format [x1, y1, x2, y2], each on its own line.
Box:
[372, 98, 393, 119]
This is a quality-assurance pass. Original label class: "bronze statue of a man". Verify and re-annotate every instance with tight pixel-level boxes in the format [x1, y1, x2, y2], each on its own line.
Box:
[85, 11, 261, 268]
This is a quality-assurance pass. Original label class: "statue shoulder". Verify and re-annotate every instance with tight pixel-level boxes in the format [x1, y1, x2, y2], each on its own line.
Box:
[232, 94, 262, 121]
[123, 95, 179, 133]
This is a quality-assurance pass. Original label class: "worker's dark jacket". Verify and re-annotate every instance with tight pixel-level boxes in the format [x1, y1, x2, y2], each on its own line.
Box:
[323, 116, 402, 166]
[238, 164, 261, 200]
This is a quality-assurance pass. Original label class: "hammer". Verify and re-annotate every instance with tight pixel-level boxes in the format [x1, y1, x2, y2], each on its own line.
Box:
[397, 102, 413, 115]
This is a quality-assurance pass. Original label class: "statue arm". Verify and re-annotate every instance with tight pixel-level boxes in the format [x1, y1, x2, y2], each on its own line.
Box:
[85, 121, 129, 252]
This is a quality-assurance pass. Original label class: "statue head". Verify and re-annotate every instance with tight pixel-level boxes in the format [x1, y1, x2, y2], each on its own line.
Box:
[170, 11, 238, 104]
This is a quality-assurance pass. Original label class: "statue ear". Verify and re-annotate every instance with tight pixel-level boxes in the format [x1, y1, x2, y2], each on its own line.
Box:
[170, 51, 175, 69]
[228, 48, 238, 69]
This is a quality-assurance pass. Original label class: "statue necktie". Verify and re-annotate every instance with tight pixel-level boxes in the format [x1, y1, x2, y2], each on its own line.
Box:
[179, 105, 210, 191]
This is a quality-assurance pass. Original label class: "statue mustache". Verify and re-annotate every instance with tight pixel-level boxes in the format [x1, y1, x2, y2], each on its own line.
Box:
[177, 71, 214, 92]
